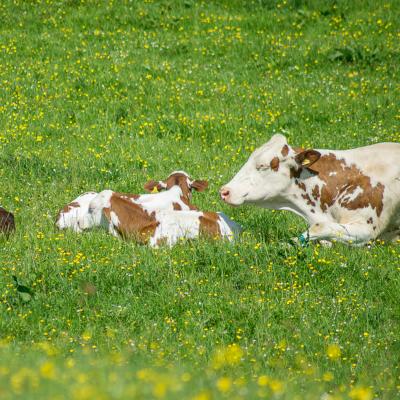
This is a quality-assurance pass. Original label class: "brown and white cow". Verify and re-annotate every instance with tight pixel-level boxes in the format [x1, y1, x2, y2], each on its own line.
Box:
[220, 133, 400, 245]
[87, 190, 241, 247]
[57, 171, 208, 232]
[0, 207, 15, 234]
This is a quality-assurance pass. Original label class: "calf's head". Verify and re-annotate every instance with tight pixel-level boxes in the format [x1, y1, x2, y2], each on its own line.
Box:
[144, 171, 208, 200]
[220, 134, 320, 206]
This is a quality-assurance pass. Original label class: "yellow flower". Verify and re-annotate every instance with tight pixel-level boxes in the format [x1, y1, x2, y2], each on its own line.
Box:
[216, 377, 232, 393]
[212, 343, 243, 369]
[258, 375, 269, 387]
[40, 361, 55, 379]
[349, 386, 373, 400]
[327, 343, 341, 360]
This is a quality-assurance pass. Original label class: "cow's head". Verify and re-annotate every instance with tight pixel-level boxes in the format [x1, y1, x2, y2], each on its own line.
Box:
[144, 171, 208, 199]
[220, 134, 320, 206]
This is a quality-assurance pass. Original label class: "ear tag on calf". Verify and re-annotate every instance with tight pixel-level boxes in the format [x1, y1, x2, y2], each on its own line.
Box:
[151, 186, 158, 193]
[302, 159, 311, 166]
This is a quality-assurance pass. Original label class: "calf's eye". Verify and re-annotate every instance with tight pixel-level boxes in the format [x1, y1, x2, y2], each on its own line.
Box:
[256, 163, 268, 171]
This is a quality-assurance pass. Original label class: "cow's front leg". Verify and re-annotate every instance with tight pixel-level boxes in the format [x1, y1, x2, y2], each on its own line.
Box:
[307, 222, 374, 246]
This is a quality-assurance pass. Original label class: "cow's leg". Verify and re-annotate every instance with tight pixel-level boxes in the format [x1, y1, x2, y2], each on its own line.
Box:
[306, 222, 374, 246]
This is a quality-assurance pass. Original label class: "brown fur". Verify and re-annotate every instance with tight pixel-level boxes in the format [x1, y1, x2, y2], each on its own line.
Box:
[281, 145, 289, 157]
[173, 202, 182, 210]
[199, 212, 221, 237]
[270, 157, 280, 172]
[106, 195, 159, 243]
[309, 153, 385, 216]
[0, 207, 15, 234]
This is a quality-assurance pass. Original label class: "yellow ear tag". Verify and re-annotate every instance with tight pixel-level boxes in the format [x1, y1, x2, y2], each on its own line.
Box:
[302, 159, 311, 166]
[151, 186, 158, 193]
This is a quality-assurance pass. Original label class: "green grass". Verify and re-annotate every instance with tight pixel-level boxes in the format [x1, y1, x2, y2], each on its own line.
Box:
[1, 0, 400, 398]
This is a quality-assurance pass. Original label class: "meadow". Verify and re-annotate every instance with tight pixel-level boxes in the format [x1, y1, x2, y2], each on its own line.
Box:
[0, 0, 400, 398]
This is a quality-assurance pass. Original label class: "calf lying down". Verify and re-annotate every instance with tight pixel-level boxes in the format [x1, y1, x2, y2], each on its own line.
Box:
[87, 190, 241, 247]
[55, 171, 207, 232]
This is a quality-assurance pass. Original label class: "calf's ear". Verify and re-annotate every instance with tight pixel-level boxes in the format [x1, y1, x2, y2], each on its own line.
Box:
[190, 180, 208, 192]
[294, 149, 321, 168]
[144, 180, 167, 192]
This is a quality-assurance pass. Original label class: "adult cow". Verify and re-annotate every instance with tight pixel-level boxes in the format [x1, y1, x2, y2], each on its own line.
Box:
[220, 134, 400, 245]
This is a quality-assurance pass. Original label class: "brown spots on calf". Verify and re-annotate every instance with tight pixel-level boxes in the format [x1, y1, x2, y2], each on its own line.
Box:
[106, 195, 159, 244]
[199, 212, 221, 238]
[367, 217, 373, 224]
[173, 202, 182, 210]
[312, 185, 320, 200]
[301, 193, 316, 207]
[0, 207, 15, 234]
[310, 153, 385, 216]
[281, 145, 289, 157]
[270, 157, 280, 172]
[180, 196, 198, 211]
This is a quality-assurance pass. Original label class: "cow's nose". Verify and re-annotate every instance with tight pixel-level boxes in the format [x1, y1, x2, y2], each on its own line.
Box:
[219, 186, 230, 201]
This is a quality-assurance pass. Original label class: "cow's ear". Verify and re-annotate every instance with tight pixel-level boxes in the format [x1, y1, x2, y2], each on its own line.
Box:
[144, 180, 166, 193]
[190, 180, 208, 192]
[295, 150, 321, 168]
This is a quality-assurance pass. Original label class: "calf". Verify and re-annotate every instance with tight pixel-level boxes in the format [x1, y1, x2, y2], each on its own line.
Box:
[57, 171, 208, 233]
[55, 192, 98, 232]
[220, 133, 400, 245]
[87, 190, 240, 247]
[0, 207, 15, 234]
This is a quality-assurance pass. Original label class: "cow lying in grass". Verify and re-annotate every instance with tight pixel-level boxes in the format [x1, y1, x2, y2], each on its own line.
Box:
[55, 171, 207, 232]
[220, 133, 400, 245]
[0, 207, 15, 235]
[87, 190, 241, 247]
[56, 171, 241, 246]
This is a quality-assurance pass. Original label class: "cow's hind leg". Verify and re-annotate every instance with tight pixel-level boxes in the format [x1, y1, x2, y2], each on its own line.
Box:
[306, 222, 374, 246]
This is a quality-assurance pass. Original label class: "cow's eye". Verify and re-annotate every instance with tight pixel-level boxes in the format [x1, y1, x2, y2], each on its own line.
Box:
[256, 163, 268, 171]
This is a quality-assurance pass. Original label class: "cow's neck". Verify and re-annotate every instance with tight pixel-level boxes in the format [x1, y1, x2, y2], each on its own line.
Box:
[265, 169, 322, 224]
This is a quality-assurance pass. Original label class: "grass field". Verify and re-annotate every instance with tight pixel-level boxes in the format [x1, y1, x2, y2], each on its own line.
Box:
[1, 0, 400, 399]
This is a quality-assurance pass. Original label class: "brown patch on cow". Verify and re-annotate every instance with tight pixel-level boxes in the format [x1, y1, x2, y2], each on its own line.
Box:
[190, 180, 208, 192]
[290, 167, 301, 179]
[310, 153, 385, 216]
[106, 195, 159, 244]
[312, 185, 320, 200]
[270, 157, 280, 172]
[0, 207, 15, 234]
[296, 181, 306, 192]
[173, 202, 182, 210]
[281, 145, 289, 157]
[199, 212, 221, 238]
[180, 196, 198, 210]
[301, 193, 316, 207]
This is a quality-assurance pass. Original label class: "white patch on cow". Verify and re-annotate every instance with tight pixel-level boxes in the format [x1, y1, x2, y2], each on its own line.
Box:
[150, 211, 202, 247]
[329, 171, 337, 177]
[83, 190, 114, 230]
[133, 186, 189, 212]
[56, 192, 98, 232]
